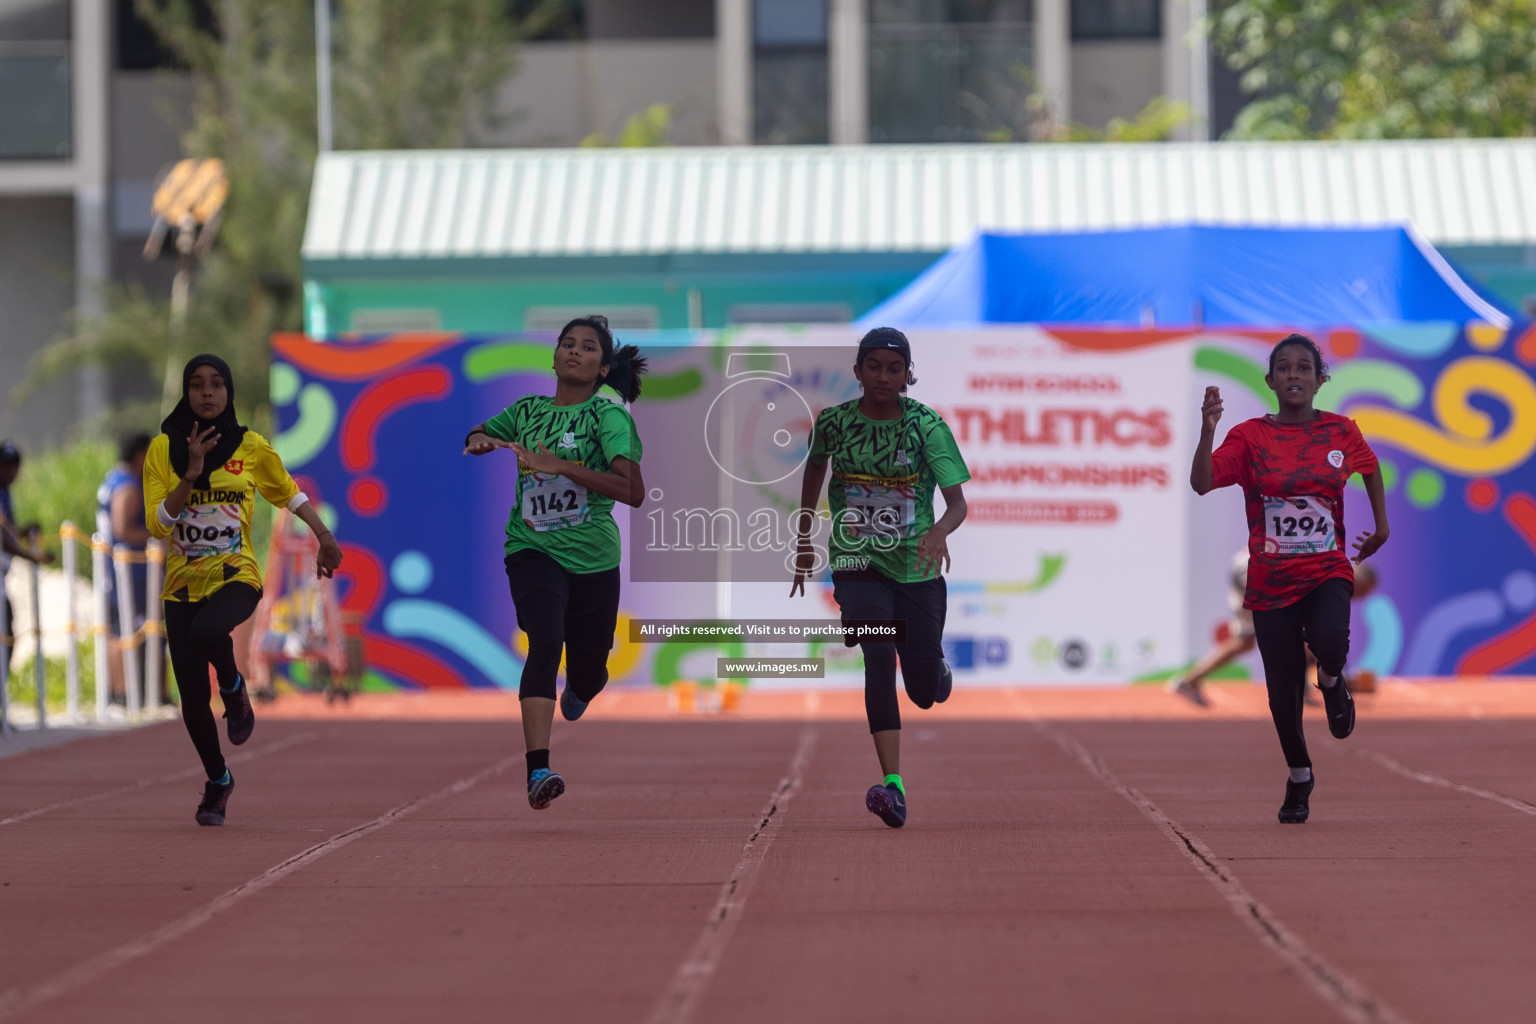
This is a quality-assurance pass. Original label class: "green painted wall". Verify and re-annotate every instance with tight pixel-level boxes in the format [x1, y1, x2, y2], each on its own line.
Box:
[1442, 245, 1536, 317]
[302, 246, 1536, 339]
[302, 253, 940, 337]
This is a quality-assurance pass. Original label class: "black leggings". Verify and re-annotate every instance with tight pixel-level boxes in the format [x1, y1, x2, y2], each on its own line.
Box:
[163, 583, 261, 780]
[831, 569, 947, 734]
[1251, 577, 1353, 770]
[505, 550, 621, 702]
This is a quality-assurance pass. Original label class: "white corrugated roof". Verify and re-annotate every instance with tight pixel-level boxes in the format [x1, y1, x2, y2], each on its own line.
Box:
[303, 139, 1536, 260]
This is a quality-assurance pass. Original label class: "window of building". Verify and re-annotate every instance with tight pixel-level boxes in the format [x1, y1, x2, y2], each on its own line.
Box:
[0, 0, 71, 159]
[512, 0, 585, 40]
[116, 0, 216, 70]
[1070, 0, 1159, 40]
[577, 0, 713, 39]
[524, 305, 659, 332]
[868, 0, 1034, 143]
[754, 0, 829, 144]
[0, 0, 69, 40]
[727, 302, 851, 324]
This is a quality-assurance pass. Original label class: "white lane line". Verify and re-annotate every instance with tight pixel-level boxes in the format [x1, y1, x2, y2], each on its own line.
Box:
[645, 727, 818, 1024]
[1020, 711, 1413, 1024]
[1363, 751, 1536, 818]
[0, 754, 519, 1019]
[0, 730, 322, 828]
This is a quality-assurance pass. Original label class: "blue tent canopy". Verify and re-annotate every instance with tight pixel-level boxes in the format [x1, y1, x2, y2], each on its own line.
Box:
[859, 225, 1515, 328]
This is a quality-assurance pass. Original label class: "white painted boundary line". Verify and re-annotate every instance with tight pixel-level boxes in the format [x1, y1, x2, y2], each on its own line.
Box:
[645, 727, 818, 1024]
[0, 730, 322, 828]
[1023, 712, 1414, 1024]
[0, 754, 519, 1019]
[1364, 751, 1536, 818]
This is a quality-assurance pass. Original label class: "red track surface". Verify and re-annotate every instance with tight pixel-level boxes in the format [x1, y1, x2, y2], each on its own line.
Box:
[3, 681, 1536, 1023]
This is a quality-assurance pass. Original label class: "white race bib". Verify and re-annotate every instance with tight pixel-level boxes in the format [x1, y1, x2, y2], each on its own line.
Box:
[521, 472, 589, 532]
[1262, 495, 1337, 556]
[843, 480, 917, 538]
[173, 503, 242, 559]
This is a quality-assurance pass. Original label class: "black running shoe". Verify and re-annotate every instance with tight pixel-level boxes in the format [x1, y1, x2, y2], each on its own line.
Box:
[221, 673, 255, 746]
[866, 783, 907, 828]
[1278, 775, 1313, 824]
[195, 776, 234, 826]
[1319, 674, 1354, 739]
[934, 661, 953, 704]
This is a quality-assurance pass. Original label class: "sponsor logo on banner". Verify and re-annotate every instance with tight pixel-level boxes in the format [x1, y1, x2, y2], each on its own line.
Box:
[1059, 639, 1090, 671]
[942, 636, 1010, 670]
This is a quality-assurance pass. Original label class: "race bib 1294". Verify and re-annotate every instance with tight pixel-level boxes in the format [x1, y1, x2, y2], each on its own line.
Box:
[1262, 495, 1337, 556]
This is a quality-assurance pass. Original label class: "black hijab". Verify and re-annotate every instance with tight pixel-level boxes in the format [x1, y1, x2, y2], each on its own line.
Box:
[161, 354, 247, 489]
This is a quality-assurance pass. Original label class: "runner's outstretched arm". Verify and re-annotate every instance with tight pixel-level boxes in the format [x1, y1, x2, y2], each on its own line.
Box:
[1190, 386, 1222, 494]
[508, 444, 643, 507]
[1352, 470, 1390, 563]
[915, 483, 967, 577]
[790, 456, 829, 597]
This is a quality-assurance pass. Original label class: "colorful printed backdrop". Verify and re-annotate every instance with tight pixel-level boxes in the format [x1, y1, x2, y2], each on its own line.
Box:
[271, 323, 1536, 690]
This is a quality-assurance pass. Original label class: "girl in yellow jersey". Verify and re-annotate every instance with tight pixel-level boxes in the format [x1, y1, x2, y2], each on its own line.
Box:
[144, 355, 342, 826]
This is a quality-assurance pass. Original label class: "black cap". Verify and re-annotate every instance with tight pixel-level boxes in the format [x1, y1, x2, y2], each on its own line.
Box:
[0, 440, 20, 463]
[856, 326, 911, 364]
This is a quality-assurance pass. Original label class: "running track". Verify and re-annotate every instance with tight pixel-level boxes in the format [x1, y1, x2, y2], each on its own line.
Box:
[2, 683, 1535, 1023]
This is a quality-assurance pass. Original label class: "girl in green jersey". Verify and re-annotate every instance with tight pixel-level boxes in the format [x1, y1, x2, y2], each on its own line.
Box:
[464, 315, 647, 810]
[791, 327, 970, 828]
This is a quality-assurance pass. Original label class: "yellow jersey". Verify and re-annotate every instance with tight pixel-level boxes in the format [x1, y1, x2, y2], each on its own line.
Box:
[144, 431, 306, 602]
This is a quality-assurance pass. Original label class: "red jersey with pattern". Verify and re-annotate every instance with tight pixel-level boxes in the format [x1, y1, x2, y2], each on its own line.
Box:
[1209, 412, 1378, 611]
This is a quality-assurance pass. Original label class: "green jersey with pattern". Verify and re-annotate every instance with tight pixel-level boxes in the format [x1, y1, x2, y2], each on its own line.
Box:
[484, 393, 642, 574]
[808, 397, 970, 583]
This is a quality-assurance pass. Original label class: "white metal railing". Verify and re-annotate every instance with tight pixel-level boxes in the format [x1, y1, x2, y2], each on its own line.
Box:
[0, 522, 166, 733]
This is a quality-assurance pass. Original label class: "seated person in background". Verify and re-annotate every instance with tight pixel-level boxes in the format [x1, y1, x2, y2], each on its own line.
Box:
[1171, 551, 1378, 706]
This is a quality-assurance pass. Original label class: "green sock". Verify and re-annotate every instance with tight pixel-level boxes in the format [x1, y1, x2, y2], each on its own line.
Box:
[883, 773, 904, 795]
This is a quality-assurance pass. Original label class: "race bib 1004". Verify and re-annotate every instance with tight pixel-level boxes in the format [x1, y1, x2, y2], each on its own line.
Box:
[173, 503, 242, 559]
[521, 472, 589, 532]
[842, 480, 917, 539]
[1262, 495, 1337, 556]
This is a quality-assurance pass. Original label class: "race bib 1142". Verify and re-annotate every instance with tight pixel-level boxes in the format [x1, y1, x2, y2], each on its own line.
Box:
[521, 472, 589, 532]
[1262, 495, 1337, 556]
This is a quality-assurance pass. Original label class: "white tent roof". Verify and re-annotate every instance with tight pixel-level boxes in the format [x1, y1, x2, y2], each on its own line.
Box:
[303, 139, 1536, 261]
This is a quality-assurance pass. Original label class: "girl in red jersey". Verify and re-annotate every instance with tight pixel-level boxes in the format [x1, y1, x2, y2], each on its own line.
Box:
[1190, 334, 1389, 824]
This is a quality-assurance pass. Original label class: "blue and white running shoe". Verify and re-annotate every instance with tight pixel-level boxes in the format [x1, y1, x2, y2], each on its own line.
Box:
[560, 685, 589, 722]
[527, 768, 566, 810]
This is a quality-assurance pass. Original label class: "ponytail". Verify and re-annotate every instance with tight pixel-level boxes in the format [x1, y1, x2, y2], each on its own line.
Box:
[603, 344, 648, 403]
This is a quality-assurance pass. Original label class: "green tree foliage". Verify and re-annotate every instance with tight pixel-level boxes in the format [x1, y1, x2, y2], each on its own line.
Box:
[1210, 0, 1536, 138]
[9, 439, 116, 552]
[1062, 97, 1196, 143]
[580, 103, 676, 148]
[978, 66, 1192, 142]
[23, 0, 539, 433]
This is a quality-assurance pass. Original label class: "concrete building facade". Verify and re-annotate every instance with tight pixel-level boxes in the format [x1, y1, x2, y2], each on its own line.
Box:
[3, 0, 1534, 447]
